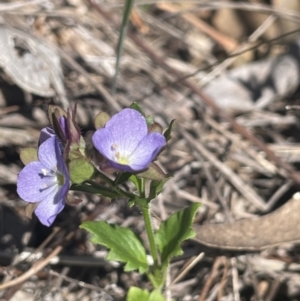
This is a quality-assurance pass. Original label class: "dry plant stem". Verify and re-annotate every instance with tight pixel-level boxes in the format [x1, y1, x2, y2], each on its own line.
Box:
[157, 2, 237, 52]
[198, 257, 223, 301]
[174, 187, 219, 210]
[265, 277, 283, 301]
[168, 252, 205, 289]
[183, 129, 266, 211]
[217, 257, 228, 301]
[152, 1, 300, 23]
[10, 227, 62, 269]
[200, 13, 277, 86]
[0, 232, 74, 290]
[197, 153, 232, 220]
[49, 270, 105, 293]
[204, 116, 278, 175]
[266, 180, 294, 211]
[56, 47, 121, 112]
[231, 257, 241, 301]
[246, 256, 263, 301]
[0, 282, 24, 301]
[0, 0, 46, 12]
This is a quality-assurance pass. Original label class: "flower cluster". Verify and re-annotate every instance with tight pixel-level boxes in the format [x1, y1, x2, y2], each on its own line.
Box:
[17, 107, 167, 226]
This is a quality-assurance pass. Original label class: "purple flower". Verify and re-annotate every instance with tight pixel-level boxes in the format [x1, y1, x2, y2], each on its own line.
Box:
[92, 108, 166, 172]
[17, 137, 70, 226]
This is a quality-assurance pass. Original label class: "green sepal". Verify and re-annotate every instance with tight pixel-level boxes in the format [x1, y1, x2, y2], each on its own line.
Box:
[129, 175, 142, 191]
[48, 105, 67, 143]
[146, 115, 154, 126]
[164, 119, 175, 141]
[137, 163, 168, 181]
[130, 102, 145, 116]
[20, 147, 38, 165]
[80, 221, 149, 273]
[149, 177, 172, 200]
[69, 159, 95, 184]
[127, 287, 166, 301]
[94, 111, 110, 129]
[156, 203, 200, 267]
[71, 182, 120, 198]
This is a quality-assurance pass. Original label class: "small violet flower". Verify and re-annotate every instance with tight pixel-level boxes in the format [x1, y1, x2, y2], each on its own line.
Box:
[17, 136, 70, 226]
[92, 108, 166, 172]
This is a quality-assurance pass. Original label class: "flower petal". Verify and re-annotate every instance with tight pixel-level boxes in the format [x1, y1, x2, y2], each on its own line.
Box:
[104, 108, 148, 155]
[35, 192, 65, 226]
[17, 161, 58, 203]
[129, 132, 166, 171]
[92, 128, 116, 162]
[39, 127, 55, 145]
[38, 137, 61, 171]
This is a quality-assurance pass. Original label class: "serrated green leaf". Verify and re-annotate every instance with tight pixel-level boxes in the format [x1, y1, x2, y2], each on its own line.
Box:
[156, 203, 200, 266]
[69, 159, 95, 184]
[81, 221, 148, 273]
[20, 147, 38, 165]
[127, 287, 166, 301]
[164, 119, 175, 141]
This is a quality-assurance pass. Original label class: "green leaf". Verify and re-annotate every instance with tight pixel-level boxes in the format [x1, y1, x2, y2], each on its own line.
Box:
[69, 159, 95, 184]
[127, 287, 149, 301]
[156, 203, 200, 266]
[129, 175, 142, 191]
[112, 0, 135, 93]
[71, 182, 120, 198]
[127, 288, 166, 301]
[20, 147, 38, 165]
[81, 221, 148, 273]
[149, 177, 171, 200]
[164, 119, 175, 141]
